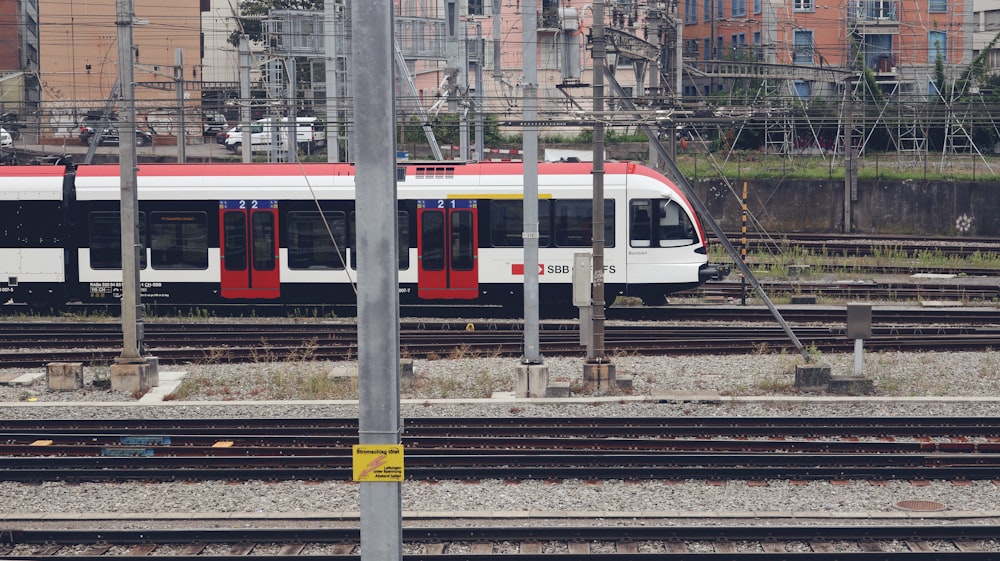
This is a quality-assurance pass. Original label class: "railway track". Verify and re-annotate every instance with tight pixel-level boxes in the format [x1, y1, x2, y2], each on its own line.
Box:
[0, 318, 998, 367]
[2, 524, 999, 558]
[712, 232, 1000, 260]
[685, 281, 999, 302]
[3, 417, 1000, 483]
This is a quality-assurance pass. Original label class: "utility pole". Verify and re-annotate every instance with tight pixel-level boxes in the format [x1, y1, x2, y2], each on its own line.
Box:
[584, 0, 615, 390]
[351, 2, 402, 561]
[110, 0, 156, 393]
[175, 48, 186, 163]
[239, 37, 252, 164]
[515, 0, 549, 399]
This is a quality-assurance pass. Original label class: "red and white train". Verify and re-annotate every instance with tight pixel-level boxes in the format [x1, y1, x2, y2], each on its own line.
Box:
[0, 161, 727, 311]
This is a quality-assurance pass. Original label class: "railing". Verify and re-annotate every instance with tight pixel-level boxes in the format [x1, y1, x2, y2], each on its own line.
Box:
[395, 17, 447, 60]
[851, 0, 898, 23]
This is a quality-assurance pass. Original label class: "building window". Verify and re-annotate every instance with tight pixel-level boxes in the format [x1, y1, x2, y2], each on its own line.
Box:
[793, 0, 813, 12]
[986, 10, 1000, 31]
[732, 0, 746, 17]
[928, 30, 947, 63]
[685, 0, 697, 24]
[704, 0, 710, 22]
[731, 33, 747, 57]
[929, 0, 946, 13]
[717, 0, 724, 18]
[704, 38, 711, 60]
[793, 30, 814, 64]
[468, 0, 485, 16]
[793, 80, 811, 98]
[754, 0, 761, 14]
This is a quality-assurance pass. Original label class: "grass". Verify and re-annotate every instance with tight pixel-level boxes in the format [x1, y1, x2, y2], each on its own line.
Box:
[673, 151, 1000, 182]
[708, 238, 1000, 285]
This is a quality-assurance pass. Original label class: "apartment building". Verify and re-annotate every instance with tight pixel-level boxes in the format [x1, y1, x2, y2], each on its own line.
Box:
[0, 0, 40, 117]
[35, 0, 205, 138]
[680, 0, 975, 100]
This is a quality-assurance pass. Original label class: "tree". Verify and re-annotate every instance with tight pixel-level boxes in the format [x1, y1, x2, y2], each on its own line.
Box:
[227, 0, 325, 47]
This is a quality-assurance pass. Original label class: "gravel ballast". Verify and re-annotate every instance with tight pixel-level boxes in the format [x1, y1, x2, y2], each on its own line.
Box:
[2, 350, 1000, 522]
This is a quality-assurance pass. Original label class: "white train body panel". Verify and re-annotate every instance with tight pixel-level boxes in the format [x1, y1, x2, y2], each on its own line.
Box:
[4, 162, 721, 308]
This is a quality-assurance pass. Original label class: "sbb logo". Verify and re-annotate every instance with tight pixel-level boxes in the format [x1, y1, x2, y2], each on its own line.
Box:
[546, 265, 570, 274]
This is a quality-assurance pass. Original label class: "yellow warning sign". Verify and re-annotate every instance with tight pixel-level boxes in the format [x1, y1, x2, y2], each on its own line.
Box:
[352, 444, 405, 482]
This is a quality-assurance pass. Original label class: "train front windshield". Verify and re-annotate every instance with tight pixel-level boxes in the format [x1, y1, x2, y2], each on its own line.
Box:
[629, 199, 698, 248]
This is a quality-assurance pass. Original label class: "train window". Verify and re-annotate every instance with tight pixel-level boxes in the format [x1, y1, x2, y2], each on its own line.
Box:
[150, 212, 208, 269]
[656, 200, 698, 247]
[421, 210, 445, 271]
[451, 210, 474, 271]
[346, 211, 409, 270]
[488, 200, 551, 247]
[553, 200, 614, 248]
[252, 212, 276, 271]
[223, 212, 247, 271]
[88, 212, 147, 270]
[630, 200, 652, 247]
[398, 211, 410, 269]
[287, 211, 348, 270]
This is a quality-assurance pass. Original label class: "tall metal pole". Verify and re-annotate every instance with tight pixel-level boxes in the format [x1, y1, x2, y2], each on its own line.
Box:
[175, 48, 186, 163]
[115, 0, 143, 362]
[474, 23, 484, 160]
[522, 0, 541, 364]
[239, 37, 252, 164]
[325, 0, 340, 162]
[351, 2, 402, 561]
[590, 0, 606, 361]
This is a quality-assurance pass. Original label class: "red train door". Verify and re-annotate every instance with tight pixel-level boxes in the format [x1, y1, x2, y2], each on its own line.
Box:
[219, 200, 280, 299]
[416, 199, 478, 299]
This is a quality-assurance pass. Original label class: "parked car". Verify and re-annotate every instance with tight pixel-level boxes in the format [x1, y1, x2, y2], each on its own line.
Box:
[0, 127, 12, 148]
[203, 113, 228, 137]
[1, 112, 22, 140]
[224, 117, 325, 155]
[79, 125, 153, 146]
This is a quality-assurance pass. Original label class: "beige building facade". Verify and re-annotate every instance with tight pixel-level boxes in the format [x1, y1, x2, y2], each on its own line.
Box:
[38, 0, 204, 139]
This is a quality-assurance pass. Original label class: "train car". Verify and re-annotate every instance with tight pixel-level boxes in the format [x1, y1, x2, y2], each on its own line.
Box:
[0, 165, 72, 308]
[1, 161, 726, 310]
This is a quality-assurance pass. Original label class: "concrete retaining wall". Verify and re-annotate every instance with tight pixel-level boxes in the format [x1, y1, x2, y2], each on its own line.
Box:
[692, 179, 1000, 236]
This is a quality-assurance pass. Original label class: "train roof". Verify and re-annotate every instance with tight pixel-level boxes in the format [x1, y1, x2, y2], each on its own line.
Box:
[0, 165, 68, 200]
[72, 160, 654, 178]
[69, 161, 687, 202]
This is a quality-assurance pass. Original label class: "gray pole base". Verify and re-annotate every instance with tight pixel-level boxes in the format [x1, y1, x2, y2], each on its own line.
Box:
[46, 362, 84, 391]
[582, 362, 617, 393]
[111, 356, 159, 394]
[515, 364, 549, 398]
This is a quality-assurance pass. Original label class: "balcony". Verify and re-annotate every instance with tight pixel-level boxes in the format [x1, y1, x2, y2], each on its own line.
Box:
[866, 52, 898, 75]
[850, 0, 899, 29]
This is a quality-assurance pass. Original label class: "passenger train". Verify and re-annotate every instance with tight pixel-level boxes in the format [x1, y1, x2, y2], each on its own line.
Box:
[0, 161, 727, 311]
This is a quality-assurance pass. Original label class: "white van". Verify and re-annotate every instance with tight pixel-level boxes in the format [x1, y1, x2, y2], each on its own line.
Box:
[224, 117, 326, 155]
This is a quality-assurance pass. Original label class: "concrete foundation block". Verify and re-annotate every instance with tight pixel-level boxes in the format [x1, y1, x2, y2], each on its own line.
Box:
[400, 358, 414, 389]
[794, 364, 831, 390]
[791, 295, 817, 304]
[545, 381, 571, 398]
[582, 362, 617, 392]
[110, 359, 159, 394]
[515, 364, 549, 398]
[828, 376, 875, 395]
[46, 362, 84, 391]
[615, 375, 633, 391]
[400, 358, 414, 378]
